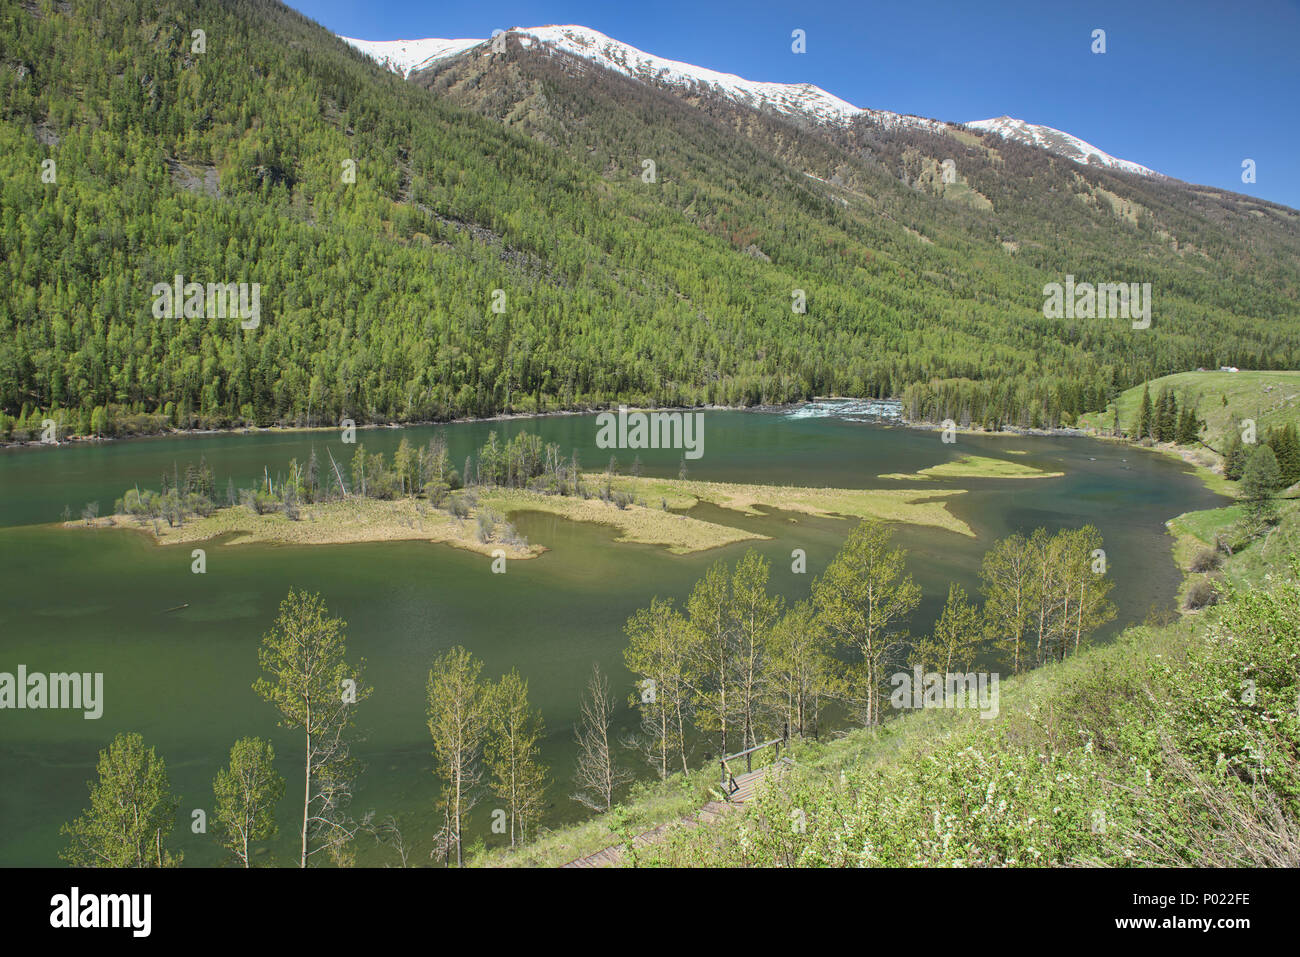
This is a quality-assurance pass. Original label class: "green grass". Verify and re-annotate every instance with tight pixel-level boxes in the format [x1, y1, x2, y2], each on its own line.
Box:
[635, 496, 1300, 865]
[469, 768, 723, 868]
[878, 454, 1063, 481]
[1170, 498, 1300, 588]
[596, 474, 976, 537]
[1075, 370, 1300, 500]
[1077, 370, 1300, 447]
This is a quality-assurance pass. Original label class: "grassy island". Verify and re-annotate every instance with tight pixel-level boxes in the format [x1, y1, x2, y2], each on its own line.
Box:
[879, 454, 1063, 481]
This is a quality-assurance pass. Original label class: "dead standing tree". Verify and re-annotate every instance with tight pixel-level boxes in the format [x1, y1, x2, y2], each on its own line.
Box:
[572, 663, 630, 813]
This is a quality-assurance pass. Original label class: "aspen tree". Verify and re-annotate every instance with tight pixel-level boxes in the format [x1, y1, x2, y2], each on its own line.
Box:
[812, 521, 919, 726]
[427, 646, 487, 866]
[254, 590, 368, 868]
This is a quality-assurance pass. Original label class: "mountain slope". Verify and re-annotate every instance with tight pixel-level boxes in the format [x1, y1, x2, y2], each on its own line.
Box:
[2, 0, 1298, 441]
[345, 25, 875, 126]
[338, 35, 483, 77]
[403, 26, 1300, 420]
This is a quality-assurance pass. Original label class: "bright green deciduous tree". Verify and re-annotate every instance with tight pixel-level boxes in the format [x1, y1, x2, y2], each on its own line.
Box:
[254, 590, 369, 868]
[61, 732, 182, 868]
[213, 736, 285, 867]
[812, 520, 920, 726]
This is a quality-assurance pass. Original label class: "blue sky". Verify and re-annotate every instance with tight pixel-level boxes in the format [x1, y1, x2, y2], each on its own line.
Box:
[291, 0, 1300, 209]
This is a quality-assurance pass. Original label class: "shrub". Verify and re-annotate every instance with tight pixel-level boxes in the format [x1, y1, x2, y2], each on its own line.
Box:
[424, 480, 450, 506]
[1184, 576, 1222, 610]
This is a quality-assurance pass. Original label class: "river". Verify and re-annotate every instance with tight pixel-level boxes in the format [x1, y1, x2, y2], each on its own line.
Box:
[0, 406, 1224, 865]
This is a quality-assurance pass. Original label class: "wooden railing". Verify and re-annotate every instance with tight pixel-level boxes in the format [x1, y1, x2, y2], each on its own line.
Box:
[719, 726, 789, 792]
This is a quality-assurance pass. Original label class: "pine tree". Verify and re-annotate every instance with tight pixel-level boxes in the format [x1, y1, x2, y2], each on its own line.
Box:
[1155, 388, 1177, 442]
[1268, 423, 1300, 488]
[1224, 432, 1247, 480]
[1136, 384, 1153, 439]
[1176, 404, 1200, 445]
[1241, 445, 1282, 524]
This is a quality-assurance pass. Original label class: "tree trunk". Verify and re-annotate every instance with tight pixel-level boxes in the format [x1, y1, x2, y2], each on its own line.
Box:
[301, 724, 311, 868]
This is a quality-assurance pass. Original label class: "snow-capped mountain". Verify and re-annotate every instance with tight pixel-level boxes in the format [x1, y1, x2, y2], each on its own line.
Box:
[339, 35, 483, 76]
[496, 25, 903, 128]
[340, 26, 1158, 177]
[964, 116, 1159, 178]
[340, 25, 942, 131]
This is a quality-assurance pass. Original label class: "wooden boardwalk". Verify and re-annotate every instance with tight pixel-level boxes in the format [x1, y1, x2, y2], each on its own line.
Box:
[561, 765, 773, 868]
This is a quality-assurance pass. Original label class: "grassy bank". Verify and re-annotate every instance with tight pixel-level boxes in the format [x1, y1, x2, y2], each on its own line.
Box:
[73, 497, 544, 558]
[1077, 370, 1300, 442]
[474, 492, 1300, 867]
[1076, 369, 1300, 497]
[639, 512, 1300, 866]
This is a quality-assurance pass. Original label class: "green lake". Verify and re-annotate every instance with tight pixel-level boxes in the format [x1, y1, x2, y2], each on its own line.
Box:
[0, 407, 1225, 865]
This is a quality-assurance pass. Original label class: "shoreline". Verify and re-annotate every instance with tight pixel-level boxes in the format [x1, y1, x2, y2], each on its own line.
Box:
[63, 474, 978, 555]
[3, 397, 1115, 453]
[5, 396, 1228, 498]
[0, 402, 777, 452]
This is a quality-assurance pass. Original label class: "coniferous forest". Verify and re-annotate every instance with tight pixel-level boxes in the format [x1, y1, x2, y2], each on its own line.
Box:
[3, 0, 1299, 441]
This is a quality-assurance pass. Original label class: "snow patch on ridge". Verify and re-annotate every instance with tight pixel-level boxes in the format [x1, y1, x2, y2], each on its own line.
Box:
[339, 35, 483, 77]
[340, 28, 1159, 175]
[342, 25, 937, 130]
[966, 116, 1158, 178]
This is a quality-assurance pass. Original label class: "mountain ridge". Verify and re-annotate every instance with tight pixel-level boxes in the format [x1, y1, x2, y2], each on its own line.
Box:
[2, 0, 1297, 441]
[341, 24, 1160, 179]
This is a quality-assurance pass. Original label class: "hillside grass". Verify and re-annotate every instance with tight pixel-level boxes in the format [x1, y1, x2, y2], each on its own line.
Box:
[1077, 370, 1300, 446]
[635, 496, 1300, 866]
[1074, 370, 1300, 501]
[476, 486, 1300, 867]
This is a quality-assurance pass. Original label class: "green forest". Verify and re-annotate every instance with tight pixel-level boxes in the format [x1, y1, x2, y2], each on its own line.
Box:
[3, 0, 1299, 442]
